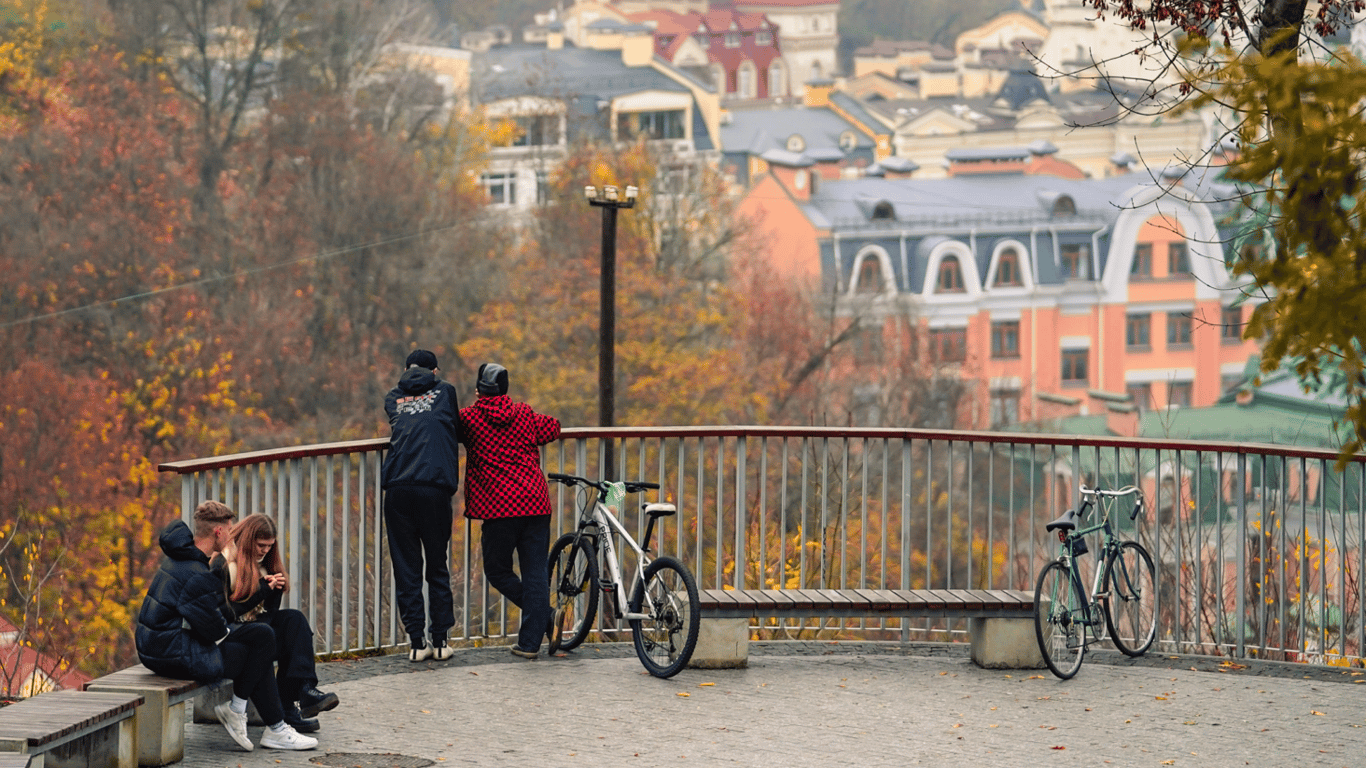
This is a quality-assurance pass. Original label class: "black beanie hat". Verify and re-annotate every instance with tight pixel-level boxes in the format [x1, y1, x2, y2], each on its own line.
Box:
[405, 349, 438, 370]
[476, 363, 509, 396]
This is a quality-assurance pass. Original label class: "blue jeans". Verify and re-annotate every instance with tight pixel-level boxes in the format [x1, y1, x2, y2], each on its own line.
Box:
[480, 515, 551, 653]
[383, 485, 456, 645]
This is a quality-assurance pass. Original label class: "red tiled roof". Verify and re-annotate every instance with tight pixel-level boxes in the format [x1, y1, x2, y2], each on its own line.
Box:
[0, 643, 91, 698]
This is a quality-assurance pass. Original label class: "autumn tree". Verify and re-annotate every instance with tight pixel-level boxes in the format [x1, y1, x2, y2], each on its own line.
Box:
[1064, 0, 1366, 459]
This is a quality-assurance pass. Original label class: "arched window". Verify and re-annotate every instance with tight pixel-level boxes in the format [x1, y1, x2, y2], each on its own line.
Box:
[768, 60, 786, 97]
[737, 62, 757, 99]
[871, 201, 895, 220]
[936, 256, 964, 292]
[856, 258, 883, 293]
[1052, 196, 1076, 217]
[993, 248, 1022, 287]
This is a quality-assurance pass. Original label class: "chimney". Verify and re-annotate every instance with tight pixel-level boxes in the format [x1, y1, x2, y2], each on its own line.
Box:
[622, 30, 654, 67]
[804, 78, 834, 108]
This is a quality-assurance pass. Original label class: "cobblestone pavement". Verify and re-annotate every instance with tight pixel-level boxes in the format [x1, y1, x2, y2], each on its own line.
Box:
[181, 641, 1366, 768]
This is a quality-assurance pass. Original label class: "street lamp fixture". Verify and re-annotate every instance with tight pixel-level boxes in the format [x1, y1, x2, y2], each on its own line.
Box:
[585, 182, 638, 479]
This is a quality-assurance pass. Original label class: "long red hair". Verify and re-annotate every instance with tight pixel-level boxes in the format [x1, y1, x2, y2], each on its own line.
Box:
[227, 514, 286, 602]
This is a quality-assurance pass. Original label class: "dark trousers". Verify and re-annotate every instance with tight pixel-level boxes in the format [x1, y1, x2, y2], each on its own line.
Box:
[384, 485, 456, 644]
[219, 622, 285, 725]
[266, 608, 317, 705]
[480, 515, 551, 653]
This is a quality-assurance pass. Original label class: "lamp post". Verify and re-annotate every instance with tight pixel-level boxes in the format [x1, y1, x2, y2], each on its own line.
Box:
[584, 183, 638, 479]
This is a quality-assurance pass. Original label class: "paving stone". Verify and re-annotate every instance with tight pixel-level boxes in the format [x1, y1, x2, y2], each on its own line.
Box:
[179, 641, 1366, 768]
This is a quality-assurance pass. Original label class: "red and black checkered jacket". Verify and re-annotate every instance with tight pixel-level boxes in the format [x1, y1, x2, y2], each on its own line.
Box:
[459, 394, 561, 520]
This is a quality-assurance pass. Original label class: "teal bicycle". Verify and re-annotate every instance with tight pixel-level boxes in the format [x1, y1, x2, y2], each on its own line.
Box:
[1034, 484, 1158, 679]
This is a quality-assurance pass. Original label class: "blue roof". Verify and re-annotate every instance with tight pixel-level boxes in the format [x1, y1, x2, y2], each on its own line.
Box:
[720, 105, 873, 157]
[472, 45, 693, 104]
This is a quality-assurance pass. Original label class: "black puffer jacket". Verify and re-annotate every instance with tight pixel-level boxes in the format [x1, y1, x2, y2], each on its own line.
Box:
[135, 520, 231, 682]
[381, 367, 463, 493]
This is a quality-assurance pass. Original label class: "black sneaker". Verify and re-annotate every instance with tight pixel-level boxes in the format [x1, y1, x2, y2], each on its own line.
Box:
[283, 706, 320, 734]
[298, 685, 340, 718]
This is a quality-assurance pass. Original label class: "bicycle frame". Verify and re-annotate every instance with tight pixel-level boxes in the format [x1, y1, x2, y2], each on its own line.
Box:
[1052, 486, 1143, 640]
[572, 492, 655, 622]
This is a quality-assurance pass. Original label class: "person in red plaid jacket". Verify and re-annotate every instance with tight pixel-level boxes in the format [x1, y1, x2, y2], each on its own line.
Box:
[460, 362, 561, 659]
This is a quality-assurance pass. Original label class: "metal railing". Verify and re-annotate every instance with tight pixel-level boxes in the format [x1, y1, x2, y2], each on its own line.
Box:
[158, 426, 1366, 666]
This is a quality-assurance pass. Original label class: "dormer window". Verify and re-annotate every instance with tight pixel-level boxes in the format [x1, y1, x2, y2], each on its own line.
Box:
[856, 259, 883, 293]
[1051, 195, 1076, 217]
[756, 30, 772, 45]
[786, 134, 806, 152]
[993, 248, 1022, 287]
[936, 256, 964, 292]
[725, 32, 740, 48]
[695, 34, 709, 48]
[1060, 244, 1090, 279]
[871, 201, 895, 220]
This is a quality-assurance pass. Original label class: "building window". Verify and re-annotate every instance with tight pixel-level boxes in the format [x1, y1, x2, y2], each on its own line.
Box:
[1060, 244, 1090, 279]
[990, 389, 1020, 428]
[1168, 381, 1192, 408]
[929, 327, 967, 363]
[1131, 243, 1152, 278]
[620, 110, 685, 141]
[480, 172, 516, 205]
[768, 60, 786, 95]
[508, 115, 559, 147]
[695, 33, 709, 48]
[756, 30, 772, 45]
[993, 249, 1022, 287]
[1061, 348, 1088, 385]
[871, 201, 895, 220]
[535, 170, 549, 205]
[1127, 382, 1151, 412]
[725, 31, 740, 48]
[1221, 306, 1243, 342]
[1168, 241, 1190, 275]
[1125, 313, 1151, 349]
[991, 321, 1020, 358]
[853, 326, 884, 366]
[1051, 196, 1076, 217]
[1167, 312, 1193, 346]
[936, 256, 964, 292]
[856, 258, 884, 293]
[737, 63, 756, 99]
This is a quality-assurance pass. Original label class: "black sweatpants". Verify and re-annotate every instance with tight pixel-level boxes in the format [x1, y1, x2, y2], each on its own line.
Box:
[383, 484, 456, 645]
[219, 621, 285, 725]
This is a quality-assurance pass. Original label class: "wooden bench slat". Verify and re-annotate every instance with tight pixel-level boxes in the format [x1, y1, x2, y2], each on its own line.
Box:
[0, 690, 141, 746]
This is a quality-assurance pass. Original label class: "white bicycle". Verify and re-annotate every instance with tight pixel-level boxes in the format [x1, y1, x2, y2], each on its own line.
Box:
[545, 473, 700, 678]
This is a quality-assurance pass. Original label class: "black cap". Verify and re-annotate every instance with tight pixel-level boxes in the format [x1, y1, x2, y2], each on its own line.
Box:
[405, 349, 438, 370]
[476, 363, 509, 396]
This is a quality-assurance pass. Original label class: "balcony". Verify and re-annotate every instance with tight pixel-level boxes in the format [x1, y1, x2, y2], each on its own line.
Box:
[159, 426, 1366, 667]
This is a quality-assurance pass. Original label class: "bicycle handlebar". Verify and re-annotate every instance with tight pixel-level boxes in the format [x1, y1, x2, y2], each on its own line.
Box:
[547, 472, 659, 495]
[1078, 484, 1145, 521]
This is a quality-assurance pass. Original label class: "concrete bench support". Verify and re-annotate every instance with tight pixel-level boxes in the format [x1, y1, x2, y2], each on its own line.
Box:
[694, 588, 1041, 670]
[0, 690, 142, 768]
[84, 666, 208, 767]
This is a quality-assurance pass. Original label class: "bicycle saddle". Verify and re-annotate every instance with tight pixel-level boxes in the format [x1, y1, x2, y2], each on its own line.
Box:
[644, 503, 676, 518]
[1045, 508, 1080, 533]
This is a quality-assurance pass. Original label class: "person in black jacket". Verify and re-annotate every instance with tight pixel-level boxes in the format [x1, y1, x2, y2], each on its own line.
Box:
[381, 349, 462, 661]
[136, 501, 317, 752]
[218, 513, 339, 733]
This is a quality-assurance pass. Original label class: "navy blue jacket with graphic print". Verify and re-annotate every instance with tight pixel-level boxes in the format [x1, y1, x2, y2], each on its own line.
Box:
[381, 367, 463, 494]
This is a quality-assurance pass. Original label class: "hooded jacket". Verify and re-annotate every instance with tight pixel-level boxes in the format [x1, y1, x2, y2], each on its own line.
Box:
[382, 367, 463, 493]
[135, 520, 231, 681]
[459, 394, 560, 520]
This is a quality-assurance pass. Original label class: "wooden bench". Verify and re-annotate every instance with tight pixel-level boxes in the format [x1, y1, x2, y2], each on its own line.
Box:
[83, 666, 210, 767]
[693, 588, 1042, 670]
[0, 689, 143, 768]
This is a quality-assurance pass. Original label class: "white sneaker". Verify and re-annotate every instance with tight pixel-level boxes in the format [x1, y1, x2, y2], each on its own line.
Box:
[260, 723, 319, 750]
[408, 643, 433, 662]
[431, 640, 453, 661]
[212, 701, 254, 751]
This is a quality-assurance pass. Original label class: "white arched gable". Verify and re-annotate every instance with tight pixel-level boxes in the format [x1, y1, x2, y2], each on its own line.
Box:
[1103, 184, 1227, 302]
[985, 239, 1035, 291]
[847, 245, 897, 297]
[921, 240, 983, 298]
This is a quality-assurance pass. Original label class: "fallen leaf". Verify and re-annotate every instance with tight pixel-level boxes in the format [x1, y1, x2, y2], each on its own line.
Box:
[677, 692, 690, 697]
[989, 724, 999, 728]
[1051, 746, 1066, 750]
[1161, 761, 1175, 765]
[1311, 710, 1326, 716]
[1155, 696, 1168, 701]
[421, 710, 431, 714]
[698, 682, 715, 687]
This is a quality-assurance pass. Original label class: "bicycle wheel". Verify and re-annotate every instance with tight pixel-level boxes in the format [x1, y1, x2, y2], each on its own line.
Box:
[548, 533, 599, 653]
[1103, 540, 1157, 656]
[629, 555, 700, 679]
[1034, 560, 1087, 679]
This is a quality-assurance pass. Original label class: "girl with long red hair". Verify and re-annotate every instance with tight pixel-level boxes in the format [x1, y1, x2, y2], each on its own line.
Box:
[219, 514, 340, 733]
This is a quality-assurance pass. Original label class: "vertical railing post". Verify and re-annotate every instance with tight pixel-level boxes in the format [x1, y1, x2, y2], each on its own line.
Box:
[735, 436, 746, 590]
[288, 458, 302, 611]
[1235, 452, 1247, 659]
